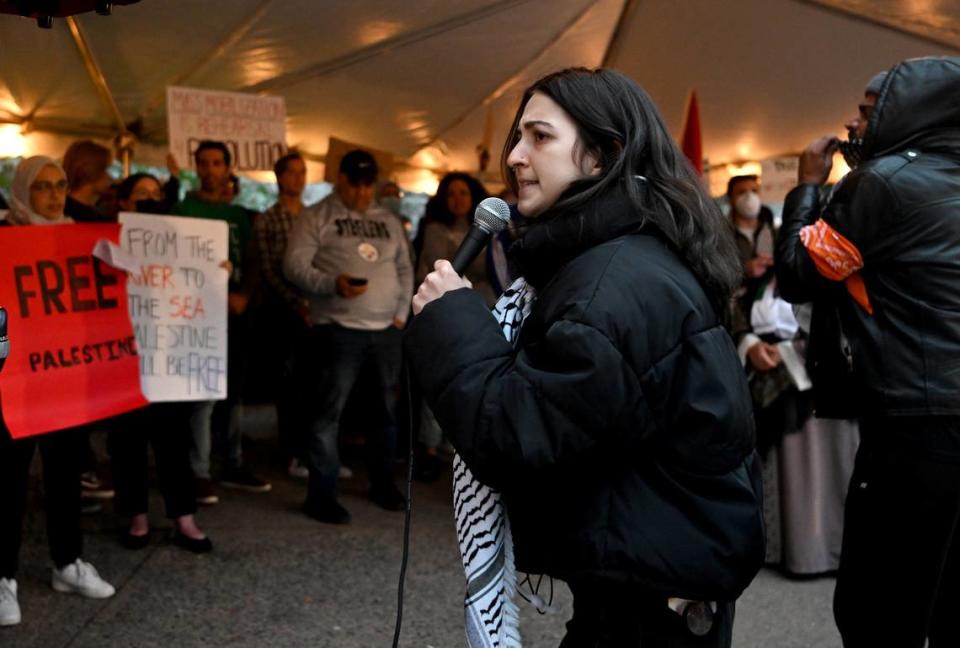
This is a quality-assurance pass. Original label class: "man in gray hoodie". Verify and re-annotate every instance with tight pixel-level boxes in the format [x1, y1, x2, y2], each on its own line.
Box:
[284, 150, 412, 524]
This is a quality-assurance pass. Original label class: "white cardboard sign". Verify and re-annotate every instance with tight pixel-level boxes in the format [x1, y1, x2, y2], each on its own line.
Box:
[760, 157, 800, 204]
[118, 212, 229, 402]
[166, 85, 287, 171]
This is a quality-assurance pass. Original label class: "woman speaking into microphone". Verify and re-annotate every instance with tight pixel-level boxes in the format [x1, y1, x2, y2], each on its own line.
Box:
[405, 68, 763, 647]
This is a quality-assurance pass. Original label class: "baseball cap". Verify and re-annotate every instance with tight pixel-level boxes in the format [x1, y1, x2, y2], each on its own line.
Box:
[339, 149, 378, 185]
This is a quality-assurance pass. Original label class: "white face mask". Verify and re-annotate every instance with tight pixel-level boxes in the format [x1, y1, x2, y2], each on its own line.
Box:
[734, 191, 762, 219]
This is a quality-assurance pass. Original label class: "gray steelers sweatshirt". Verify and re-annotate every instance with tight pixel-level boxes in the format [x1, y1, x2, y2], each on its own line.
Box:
[283, 192, 413, 330]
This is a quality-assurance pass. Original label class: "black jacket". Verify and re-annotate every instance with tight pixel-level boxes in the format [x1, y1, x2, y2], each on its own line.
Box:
[405, 188, 764, 600]
[65, 195, 113, 223]
[776, 57, 960, 417]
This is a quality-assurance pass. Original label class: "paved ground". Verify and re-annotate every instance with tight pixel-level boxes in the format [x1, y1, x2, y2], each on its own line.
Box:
[1, 408, 842, 647]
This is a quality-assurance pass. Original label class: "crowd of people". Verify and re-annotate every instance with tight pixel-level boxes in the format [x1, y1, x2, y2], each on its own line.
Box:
[1, 56, 958, 647]
[0, 135, 518, 627]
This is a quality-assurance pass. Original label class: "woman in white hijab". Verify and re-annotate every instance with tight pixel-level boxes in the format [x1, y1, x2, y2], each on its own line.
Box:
[0, 156, 115, 629]
[5, 155, 73, 226]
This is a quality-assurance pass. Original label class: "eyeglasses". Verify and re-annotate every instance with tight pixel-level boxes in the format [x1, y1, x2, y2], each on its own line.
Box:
[30, 180, 68, 194]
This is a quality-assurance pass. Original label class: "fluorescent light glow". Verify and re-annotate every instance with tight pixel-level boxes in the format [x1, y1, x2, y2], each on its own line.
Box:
[358, 20, 405, 46]
[397, 168, 439, 195]
[726, 161, 762, 177]
[0, 124, 26, 157]
[828, 156, 850, 184]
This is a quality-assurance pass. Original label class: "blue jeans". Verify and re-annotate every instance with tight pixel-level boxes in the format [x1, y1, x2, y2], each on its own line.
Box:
[189, 311, 248, 478]
[304, 324, 401, 505]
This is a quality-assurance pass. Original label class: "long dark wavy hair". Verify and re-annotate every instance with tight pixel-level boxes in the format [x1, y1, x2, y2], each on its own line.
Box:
[413, 172, 490, 258]
[423, 172, 489, 227]
[501, 68, 742, 310]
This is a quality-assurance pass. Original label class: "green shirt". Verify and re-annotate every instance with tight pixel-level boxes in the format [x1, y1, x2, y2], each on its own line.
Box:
[174, 194, 252, 288]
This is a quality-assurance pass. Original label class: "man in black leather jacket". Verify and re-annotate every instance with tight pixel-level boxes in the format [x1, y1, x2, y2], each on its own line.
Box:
[775, 56, 960, 648]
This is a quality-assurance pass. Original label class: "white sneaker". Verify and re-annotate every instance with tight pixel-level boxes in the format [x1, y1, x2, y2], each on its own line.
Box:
[0, 578, 20, 626]
[51, 559, 115, 599]
[287, 459, 309, 480]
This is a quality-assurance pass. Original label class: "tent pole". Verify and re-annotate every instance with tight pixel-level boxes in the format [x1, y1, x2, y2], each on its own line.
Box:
[601, 0, 640, 67]
[243, 0, 533, 94]
[65, 16, 127, 134]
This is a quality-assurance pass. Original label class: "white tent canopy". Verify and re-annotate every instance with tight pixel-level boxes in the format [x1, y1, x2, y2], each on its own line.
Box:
[0, 0, 956, 194]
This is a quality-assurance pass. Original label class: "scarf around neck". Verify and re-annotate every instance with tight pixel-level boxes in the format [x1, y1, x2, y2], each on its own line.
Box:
[455, 277, 535, 648]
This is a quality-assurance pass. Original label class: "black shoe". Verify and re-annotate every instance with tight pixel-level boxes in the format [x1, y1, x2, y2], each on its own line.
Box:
[119, 530, 150, 550]
[171, 532, 213, 554]
[221, 467, 272, 493]
[369, 483, 406, 512]
[303, 499, 351, 525]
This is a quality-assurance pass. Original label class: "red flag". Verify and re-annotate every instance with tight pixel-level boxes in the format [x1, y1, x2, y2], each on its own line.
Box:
[681, 91, 703, 175]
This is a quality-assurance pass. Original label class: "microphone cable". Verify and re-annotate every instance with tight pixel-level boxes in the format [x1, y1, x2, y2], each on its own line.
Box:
[392, 360, 416, 647]
[391, 201, 507, 644]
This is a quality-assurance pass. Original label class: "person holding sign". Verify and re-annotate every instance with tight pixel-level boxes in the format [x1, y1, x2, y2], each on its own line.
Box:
[0, 157, 115, 628]
[106, 174, 213, 554]
[173, 141, 270, 502]
[284, 149, 413, 524]
[63, 140, 115, 224]
[63, 141, 123, 506]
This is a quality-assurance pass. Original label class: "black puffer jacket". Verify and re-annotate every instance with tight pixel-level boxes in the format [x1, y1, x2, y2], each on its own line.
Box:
[777, 56, 960, 417]
[406, 187, 764, 600]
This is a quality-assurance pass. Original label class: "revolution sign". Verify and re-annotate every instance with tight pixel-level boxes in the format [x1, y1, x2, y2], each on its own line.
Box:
[167, 85, 287, 172]
[0, 223, 148, 439]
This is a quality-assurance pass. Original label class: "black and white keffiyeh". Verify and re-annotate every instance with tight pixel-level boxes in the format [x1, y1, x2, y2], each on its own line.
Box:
[454, 277, 534, 648]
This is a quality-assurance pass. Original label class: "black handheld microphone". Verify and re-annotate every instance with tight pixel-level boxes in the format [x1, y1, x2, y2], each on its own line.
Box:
[450, 197, 511, 275]
[0, 307, 8, 374]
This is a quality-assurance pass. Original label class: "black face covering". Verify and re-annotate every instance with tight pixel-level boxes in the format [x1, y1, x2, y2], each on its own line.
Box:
[838, 133, 865, 169]
[134, 199, 168, 214]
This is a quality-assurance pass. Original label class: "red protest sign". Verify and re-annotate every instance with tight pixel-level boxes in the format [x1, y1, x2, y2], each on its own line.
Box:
[0, 223, 148, 439]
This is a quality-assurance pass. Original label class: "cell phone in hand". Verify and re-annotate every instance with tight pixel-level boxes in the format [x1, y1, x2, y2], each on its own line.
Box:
[347, 277, 368, 286]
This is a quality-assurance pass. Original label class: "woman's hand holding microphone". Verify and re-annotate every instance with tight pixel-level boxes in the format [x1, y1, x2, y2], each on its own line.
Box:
[412, 260, 472, 315]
